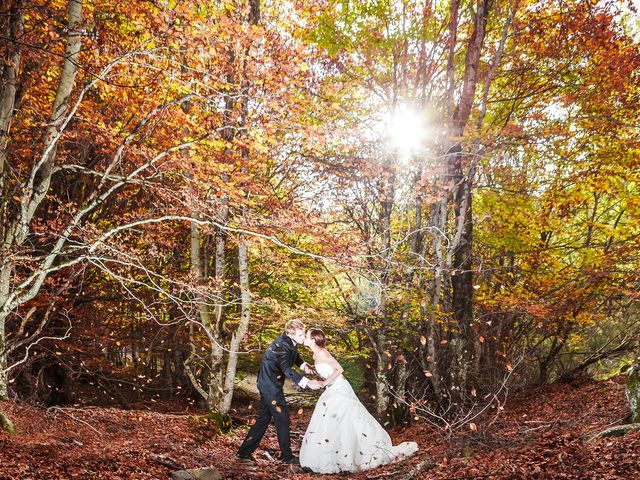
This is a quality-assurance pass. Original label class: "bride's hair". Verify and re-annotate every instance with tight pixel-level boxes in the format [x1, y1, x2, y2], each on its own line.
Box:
[308, 328, 326, 348]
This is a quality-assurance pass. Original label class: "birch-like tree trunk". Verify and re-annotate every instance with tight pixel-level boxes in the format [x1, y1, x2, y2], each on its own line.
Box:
[0, 0, 82, 399]
[188, 221, 225, 410]
[17, 0, 82, 240]
[0, 266, 10, 400]
[220, 229, 251, 414]
[0, 0, 23, 192]
[0, 0, 24, 400]
[219, 0, 260, 415]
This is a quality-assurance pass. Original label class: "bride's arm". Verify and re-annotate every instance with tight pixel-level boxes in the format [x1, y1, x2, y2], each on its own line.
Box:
[319, 353, 344, 387]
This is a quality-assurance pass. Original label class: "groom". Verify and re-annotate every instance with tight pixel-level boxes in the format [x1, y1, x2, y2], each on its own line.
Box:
[237, 319, 321, 465]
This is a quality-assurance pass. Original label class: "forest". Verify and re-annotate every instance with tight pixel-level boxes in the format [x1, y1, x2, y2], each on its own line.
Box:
[0, 0, 639, 478]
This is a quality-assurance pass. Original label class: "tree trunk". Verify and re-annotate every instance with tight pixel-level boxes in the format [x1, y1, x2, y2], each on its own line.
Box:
[0, 0, 24, 400]
[220, 233, 251, 414]
[395, 179, 425, 413]
[0, 0, 23, 194]
[19, 0, 82, 237]
[213, 201, 228, 332]
[425, 190, 447, 397]
[0, 410, 15, 433]
[446, 0, 492, 396]
[0, 4, 83, 386]
[627, 358, 640, 423]
[448, 145, 474, 392]
[537, 337, 564, 385]
[0, 258, 10, 398]
[218, 0, 260, 415]
[0, 312, 8, 399]
[374, 157, 395, 418]
[189, 221, 224, 410]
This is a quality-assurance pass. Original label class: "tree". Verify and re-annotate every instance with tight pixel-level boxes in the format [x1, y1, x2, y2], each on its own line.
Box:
[1, 0, 84, 399]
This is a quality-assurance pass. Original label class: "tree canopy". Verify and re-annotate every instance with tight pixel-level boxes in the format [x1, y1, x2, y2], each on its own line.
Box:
[0, 0, 638, 431]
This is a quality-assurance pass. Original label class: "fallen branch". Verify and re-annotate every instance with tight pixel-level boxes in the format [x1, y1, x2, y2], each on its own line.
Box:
[369, 457, 435, 480]
[587, 423, 640, 441]
[47, 406, 100, 434]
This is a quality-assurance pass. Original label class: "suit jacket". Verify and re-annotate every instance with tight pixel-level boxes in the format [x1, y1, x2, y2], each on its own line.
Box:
[256, 332, 304, 397]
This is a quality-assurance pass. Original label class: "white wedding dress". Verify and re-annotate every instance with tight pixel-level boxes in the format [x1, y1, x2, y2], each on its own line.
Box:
[299, 362, 418, 474]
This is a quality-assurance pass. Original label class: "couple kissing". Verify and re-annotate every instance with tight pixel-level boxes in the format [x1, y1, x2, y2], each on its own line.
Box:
[236, 320, 418, 474]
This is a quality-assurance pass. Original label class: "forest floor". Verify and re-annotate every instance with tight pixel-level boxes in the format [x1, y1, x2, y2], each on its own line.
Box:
[1, 375, 639, 479]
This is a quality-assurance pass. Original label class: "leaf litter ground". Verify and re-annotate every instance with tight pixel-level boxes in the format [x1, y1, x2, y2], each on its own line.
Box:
[1, 375, 639, 479]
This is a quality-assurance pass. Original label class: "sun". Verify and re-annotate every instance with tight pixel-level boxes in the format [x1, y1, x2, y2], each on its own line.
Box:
[384, 105, 426, 158]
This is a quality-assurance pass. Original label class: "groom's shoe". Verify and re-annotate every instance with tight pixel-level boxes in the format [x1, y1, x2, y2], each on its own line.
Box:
[236, 453, 257, 464]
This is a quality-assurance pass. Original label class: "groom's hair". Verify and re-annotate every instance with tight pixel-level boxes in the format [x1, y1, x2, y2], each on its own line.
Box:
[308, 329, 326, 348]
[285, 319, 305, 334]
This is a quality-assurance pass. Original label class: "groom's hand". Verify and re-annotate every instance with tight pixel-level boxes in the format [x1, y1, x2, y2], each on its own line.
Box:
[307, 380, 322, 390]
[303, 364, 315, 375]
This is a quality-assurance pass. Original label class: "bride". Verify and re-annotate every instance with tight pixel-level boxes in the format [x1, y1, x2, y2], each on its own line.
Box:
[300, 328, 418, 474]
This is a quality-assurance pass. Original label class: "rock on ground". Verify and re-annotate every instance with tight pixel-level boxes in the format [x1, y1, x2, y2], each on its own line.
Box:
[171, 466, 223, 480]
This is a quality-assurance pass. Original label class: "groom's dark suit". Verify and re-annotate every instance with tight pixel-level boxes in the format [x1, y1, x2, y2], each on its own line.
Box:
[237, 332, 306, 462]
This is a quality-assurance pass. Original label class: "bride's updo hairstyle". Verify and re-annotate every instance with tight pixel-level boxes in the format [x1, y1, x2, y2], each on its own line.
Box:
[308, 328, 326, 348]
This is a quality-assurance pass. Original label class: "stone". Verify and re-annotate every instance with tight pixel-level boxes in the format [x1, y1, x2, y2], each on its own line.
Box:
[626, 358, 640, 423]
[171, 471, 194, 480]
[186, 467, 223, 480]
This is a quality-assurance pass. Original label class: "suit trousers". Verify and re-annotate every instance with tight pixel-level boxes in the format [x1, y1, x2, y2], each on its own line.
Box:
[237, 390, 293, 461]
